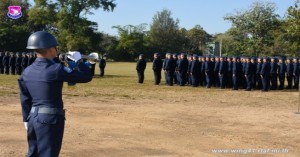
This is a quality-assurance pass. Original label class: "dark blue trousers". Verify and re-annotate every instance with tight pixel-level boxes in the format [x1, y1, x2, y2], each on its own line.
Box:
[0, 65, 3, 74]
[246, 75, 253, 90]
[287, 74, 293, 89]
[278, 74, 285, 90]
[205, 73, 211, 88]
[164, 71, 168, 85]
[27, 113, 65, 157]
[153, 71, 161, 85]
[188, 74, 192, 85]
[10, 67, 16, 75]
[191, 74, 199, 87]
[232, 74, 238, 90]
[262, 75, 270, 91]
[219, 74, 225, 88]
[179, 72, 187, 86]
[256, 74, 262, 89]
[270, 74, 278, 90]
[4, 66, 9, 74]
[166, 72, 174, 86]
[294, 74, 299, 89]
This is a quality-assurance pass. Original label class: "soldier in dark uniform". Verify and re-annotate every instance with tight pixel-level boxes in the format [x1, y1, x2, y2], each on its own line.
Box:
[200, 57, 206, 87]
[219, 57, 228, 89]
[9, 52, 16, 75]
[172, 54, 178, 85]
[260, 57, 271, 91]
[187, 55, 193, 86]
[205, 57, 213, 88]
[232, 56, 241, 90]
[286, 58, 293, 89]
[136, 54, 147, 84]
[163, 53, 168, 85]
[250, 57, 257, 89]
[3, 52, 10, 75]
[152, 53, 163, 85]
[0, 52, 4, 74]
[214, 57, 220, 87]
[99, 57, 106, 77]
[278, 57, 286, 90]
[210, 57, 216, 87]
[16, 52, 23, 75]
[227, 57, 233, 88]
[165, 53, 175, 86]
[270, 57, 278, 90]
[28, 52, 35, 66]
[178, 53, 188, 86]
[293, 58, 299, 89]
[21, 52, 29, 72]
[19, 31, 92, 157]
[241, 57, 247, 89]
[256, 57, 263, 90]
[190, 55, 200, 87]
[244, 57, 255, 91]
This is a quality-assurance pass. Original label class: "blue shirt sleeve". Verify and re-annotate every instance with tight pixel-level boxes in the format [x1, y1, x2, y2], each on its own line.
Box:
[57, 62, 93, 83]
[18, 77, 32, 122]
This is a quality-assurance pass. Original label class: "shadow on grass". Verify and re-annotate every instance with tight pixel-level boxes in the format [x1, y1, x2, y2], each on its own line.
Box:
[92, 75, 129, 79]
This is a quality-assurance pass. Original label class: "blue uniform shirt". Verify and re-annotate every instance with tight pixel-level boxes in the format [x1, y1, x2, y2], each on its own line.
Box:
[18, 58, 92, 122]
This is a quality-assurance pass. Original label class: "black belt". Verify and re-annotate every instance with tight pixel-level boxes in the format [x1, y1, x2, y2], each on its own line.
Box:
[30, 107, 65, 115]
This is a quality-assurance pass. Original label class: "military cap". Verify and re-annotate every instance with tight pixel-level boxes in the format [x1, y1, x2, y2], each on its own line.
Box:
[139, 54, 144, 57]
[154, 53, 159, 55]
[193, 54, 198, 58]
[172, 53, 177, 56]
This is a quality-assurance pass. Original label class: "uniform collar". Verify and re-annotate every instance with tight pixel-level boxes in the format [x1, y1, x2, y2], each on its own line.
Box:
[35, 58, 55, 64]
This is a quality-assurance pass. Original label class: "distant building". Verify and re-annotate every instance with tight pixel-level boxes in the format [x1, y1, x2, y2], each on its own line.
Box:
[206, 42, 220, 56]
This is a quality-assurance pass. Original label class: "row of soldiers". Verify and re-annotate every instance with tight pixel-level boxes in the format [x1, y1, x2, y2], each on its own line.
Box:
[0, 52, 37, 75]
[144, 53, 300, 91]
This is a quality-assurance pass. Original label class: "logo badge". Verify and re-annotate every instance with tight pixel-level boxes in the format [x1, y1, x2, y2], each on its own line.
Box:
[7, 6, 22, 19]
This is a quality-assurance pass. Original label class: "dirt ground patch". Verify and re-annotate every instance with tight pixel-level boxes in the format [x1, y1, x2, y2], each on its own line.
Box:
[0, 89, 299, 157]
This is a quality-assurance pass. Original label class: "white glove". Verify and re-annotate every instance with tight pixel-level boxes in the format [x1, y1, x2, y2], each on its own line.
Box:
[67, 51, 82, 62]
[24, 122, 28, 130]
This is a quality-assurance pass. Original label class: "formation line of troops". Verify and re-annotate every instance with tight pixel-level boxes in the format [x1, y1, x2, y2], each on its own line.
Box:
[136, 53, 300, 91]
[0, 52, 37, 75]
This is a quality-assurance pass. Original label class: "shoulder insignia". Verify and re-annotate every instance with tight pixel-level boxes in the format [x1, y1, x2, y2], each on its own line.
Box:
[63, 66, 72, 73]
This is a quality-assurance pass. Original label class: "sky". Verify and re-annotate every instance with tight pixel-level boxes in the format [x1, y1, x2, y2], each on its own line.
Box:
[28, 0, 296, 36]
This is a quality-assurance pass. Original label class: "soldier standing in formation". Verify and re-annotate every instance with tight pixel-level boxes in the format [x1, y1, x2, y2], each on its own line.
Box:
[164, 53, 176, 86]
[293, 58, 299, 89]
[3, 52, 10, 75]
[278, 57, 286, 90]
[9, 52, 16, 75]
[16, 52, 23, 75]
[0, 52, 4, 74]
[177, 53, 188, 86]
[152, 53, 163, 85]
[136, 54, 147, 84]
[99, 57, 106, 77]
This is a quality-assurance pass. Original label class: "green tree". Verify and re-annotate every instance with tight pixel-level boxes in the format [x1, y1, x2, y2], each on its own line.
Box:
[149, 9, 183, 53]
[185, 25, 209, 54]
[224, 1, 280, 56]
[27, 0, 116, 53]
[284, 0, 300, 56]
[0, 0, 30, 51]
[112, 24, 148, 61]
[214, 31, 241, 56]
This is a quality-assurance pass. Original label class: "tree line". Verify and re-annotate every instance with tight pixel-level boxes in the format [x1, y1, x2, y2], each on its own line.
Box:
[0, 0, 299, 61]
